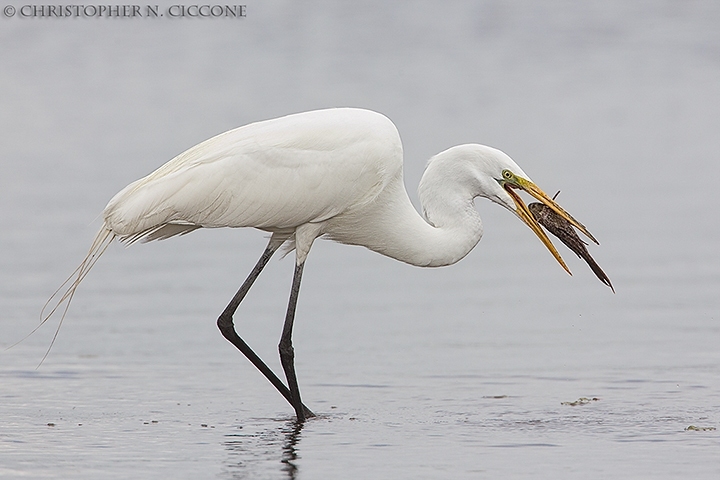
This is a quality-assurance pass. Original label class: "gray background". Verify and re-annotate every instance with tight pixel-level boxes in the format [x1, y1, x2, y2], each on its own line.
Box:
[2, 1, 719, 478]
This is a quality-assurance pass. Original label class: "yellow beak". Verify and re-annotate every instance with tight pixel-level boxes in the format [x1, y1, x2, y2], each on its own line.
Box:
[503, 174, 597, 275]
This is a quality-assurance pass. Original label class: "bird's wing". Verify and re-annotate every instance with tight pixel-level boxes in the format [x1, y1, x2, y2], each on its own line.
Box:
[103, 108, 402, 241]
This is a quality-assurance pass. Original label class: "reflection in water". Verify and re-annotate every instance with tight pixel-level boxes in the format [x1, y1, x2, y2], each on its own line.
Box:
[223, 418, 304, 479]
[279, 420, 303, 478]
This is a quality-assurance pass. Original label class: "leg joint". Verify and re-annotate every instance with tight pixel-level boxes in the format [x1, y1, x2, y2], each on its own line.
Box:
[217, 313, 235, 337]
[278, 340, 295, 359]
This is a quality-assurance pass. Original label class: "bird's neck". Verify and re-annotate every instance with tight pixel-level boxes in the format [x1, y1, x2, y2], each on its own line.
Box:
[332, 179, 484, 267]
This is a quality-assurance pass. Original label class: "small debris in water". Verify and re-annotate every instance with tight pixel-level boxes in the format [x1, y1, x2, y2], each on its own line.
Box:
[685, 425, 716, 431]
[482, 395, 509, 399]
[561, 397, 599, 406]
[529, 196, 614, 292]
[47, 423, 55, 427]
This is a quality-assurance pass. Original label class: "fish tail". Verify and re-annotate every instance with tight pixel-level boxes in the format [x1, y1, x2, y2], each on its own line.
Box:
[582, 251, 614, 293]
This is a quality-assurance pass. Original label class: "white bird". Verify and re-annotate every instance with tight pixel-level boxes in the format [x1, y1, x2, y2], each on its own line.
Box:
[44, 107, 598, 422]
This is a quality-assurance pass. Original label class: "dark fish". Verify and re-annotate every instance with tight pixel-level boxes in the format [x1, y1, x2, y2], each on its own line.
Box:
[529, 199, 614, 292]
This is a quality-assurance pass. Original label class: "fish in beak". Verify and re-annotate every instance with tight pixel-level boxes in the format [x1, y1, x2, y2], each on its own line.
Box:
[529, 198, 614, 292]
[500, 169, 598, 275]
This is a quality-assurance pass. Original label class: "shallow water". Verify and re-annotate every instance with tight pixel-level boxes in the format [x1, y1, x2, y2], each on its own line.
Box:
[2, 1, 720, 478]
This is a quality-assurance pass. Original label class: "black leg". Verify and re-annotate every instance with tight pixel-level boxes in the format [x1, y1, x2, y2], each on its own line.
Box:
[217, 240, 313, 419]
[279, 262, 313, 422]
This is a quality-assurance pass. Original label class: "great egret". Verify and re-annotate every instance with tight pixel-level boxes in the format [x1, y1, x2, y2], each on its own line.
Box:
[44, 107, 600, 422]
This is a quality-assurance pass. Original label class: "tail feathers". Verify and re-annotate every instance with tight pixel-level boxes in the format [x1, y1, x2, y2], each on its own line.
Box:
[33, 226, 115, 365]
[118, 222, 200, 245]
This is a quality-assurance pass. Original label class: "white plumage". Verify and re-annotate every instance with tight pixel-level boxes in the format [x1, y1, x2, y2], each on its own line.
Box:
[106, 109, 397, 242]
[103, 108, 535, 266]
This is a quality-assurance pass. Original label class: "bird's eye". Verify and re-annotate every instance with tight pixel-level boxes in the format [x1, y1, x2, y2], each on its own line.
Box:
[502, 169, 513, 180]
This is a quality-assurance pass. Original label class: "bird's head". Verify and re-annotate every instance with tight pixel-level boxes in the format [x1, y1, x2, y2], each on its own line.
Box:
[426, 144, 597, 274]
[478, 145, 597, 274]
